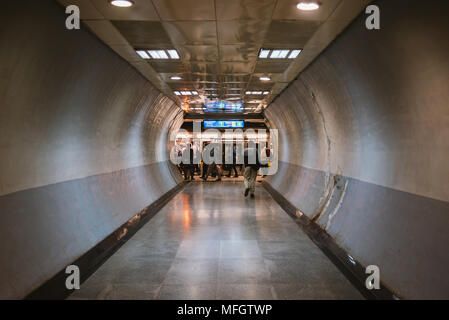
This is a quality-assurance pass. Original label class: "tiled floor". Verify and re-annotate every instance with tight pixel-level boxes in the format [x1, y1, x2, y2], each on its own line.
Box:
[68, 180, 363, 300]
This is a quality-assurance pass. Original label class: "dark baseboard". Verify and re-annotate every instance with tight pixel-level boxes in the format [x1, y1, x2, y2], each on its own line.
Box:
[262, 181, 399, 300]
[25, 181, 187, 300]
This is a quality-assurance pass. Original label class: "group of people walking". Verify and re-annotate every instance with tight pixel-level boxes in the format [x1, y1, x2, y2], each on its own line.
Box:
[177, 141, 268, 198]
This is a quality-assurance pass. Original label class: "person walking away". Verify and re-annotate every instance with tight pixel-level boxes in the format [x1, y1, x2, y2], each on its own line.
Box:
[243, 142, 260, 198]
[226, 145, 239, 178]
[202, 145, 222, 181]
[182, 144, 194, 181]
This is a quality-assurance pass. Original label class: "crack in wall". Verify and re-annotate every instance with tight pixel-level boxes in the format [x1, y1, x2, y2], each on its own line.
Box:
[309, 89, 334, 221]
[325, 179, 349, 231]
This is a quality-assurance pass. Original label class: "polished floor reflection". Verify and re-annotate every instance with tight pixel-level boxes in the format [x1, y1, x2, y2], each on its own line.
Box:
[69, 181, 363, 300]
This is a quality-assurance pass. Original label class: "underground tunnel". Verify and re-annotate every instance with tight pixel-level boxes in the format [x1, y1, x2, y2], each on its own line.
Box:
[0, 0, 448, 301]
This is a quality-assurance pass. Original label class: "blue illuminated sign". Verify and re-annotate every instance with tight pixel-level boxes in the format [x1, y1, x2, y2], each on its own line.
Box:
[204, 100, 243, 110]
[203, 120, 245, 128]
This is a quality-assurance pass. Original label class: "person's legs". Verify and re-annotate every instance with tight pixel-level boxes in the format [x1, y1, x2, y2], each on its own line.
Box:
[189, 166, 194, 180]
[243, 166, 252, 197]
[216, 164, 222, 181]
[232, 165, 238, 177]
[201, 164, 208, 180]
[248, 168, 257, 196]
[205, 163, 214, 180]
[183, 165, 188, 180]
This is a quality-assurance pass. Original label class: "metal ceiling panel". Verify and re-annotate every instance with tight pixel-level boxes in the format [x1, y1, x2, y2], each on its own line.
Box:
[219, 45, 259, 62]
[220, 62, 255, 74]
[90, 0, 160, 21]
[111, 21, 172, 47]
[221, 75, 251, 83]
[168, 83, 197, 91]
[83, 20, 129, 45]
[186, 63, 220, 74]
[192, 74, 220, 83]
[148, 61, 187, 73]
[272, 0, 343, 21]
[263, 20, 322, 47]
[163, 21, 217, 45]
[62, 0, 369, 113]
[152, 0, 216, 21]
[254, 60, 293, 73]
[176, 45, 218, 62]
[218, 20, 271, 44]
[247, 80, 274, 90]
[216, 0, 276, 21]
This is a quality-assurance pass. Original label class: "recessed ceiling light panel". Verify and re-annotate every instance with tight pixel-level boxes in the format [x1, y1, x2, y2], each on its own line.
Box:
[176, 90, 199, 96]
[110, 0, 134, 7]
[297, 2, 320, 11]
[270, 50, 281, 59]
[288, 49, 302, 59]
[167, 50, 180, 59]
[259, 49, 270, 59]
[136, 50, 150, 59]
[147, 49, 180, 60]
[260, 76, 271, 81]
[279, 50, 290, 58]
[245, 91, 270, 95]
[259, 48, 302, 59]
[170, 76, 182, 80]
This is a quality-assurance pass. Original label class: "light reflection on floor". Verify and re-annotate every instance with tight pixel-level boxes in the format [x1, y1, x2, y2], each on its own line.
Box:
[68, 182, 363, 300]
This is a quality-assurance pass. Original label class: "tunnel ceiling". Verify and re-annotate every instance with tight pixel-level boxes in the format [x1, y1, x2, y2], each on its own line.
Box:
[58, 0, 369, 113]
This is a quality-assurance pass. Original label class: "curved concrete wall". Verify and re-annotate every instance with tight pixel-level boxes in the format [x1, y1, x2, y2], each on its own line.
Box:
[264, 0, 449, 299]
[1, 0, 448, 301]
[0, 1, 183, 299]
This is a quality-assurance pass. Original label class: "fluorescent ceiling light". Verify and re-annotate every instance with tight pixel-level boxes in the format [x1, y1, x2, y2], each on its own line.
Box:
[259, 48, 301, 59]
[174, 91, 181, 96]
[297, 2, 320, 11]
[270, 50, 281, 59]
[288, 49, 302, 59]
[167, 50, 180, 59]
[279, 50, 290, 58]
[136, 50, 150, 59]
[148, 50, 161, 59]
[147, 49, 179, 59]
[259, 49, 270, 59]
[260, 76, 271, 81]
[157, 50, 168, 59]
[170, 76, 182, 80]
[192, 91, 199, 95]
[246, 91, 270, 95]
[110, 0, 134, 7]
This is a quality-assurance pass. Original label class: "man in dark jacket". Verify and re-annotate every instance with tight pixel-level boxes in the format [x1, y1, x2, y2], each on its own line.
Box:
[182, 144, 195, 181]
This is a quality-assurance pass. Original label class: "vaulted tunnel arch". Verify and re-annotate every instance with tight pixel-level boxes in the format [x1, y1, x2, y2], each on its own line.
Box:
[0, 0, 448, 300]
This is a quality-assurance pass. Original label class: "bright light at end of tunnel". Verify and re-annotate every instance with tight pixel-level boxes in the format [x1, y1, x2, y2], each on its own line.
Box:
[110, 0, 134, 7]
[297, 2, 320, 11]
